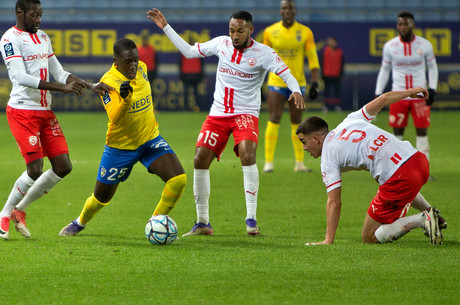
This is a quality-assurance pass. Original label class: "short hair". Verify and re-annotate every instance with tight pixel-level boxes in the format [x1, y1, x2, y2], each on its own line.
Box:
[398, 11, 415, 22]
[113, 38, 137, 56]
[296, 116, 329, 135]
[16, 0, 40, 13]
[230, 10, 253, 23]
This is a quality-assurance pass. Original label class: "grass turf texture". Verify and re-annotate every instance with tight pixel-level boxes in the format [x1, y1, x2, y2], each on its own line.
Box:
[0, 110, 459, 304]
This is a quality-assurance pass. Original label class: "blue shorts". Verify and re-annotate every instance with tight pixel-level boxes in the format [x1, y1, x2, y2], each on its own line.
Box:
[97, 135, 175, 185]
[268, 86, 306, 99]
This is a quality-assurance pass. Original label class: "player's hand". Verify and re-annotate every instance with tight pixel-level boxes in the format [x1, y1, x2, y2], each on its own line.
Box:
[63, 81, 83, 96]
[426, 88, 436, 106]
[120, 81, 133, 99]
[408, 87, 428, 100]
[91, 82, 115, 95]
[308, 82, 319, 100]
[147, 8, 168, 29]
[288, 92, 305, 109]
[305, 240, 331, 246]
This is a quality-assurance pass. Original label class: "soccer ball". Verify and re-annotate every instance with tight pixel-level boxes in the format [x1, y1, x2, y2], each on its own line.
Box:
[145, 215, 178, 245]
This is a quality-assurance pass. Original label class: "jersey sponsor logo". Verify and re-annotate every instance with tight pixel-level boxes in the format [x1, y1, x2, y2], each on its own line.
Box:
[102, 91, 111, 105]
[29, 136, 38, 146]
[247, 57, 257, 67]
[4, 43, 14, 57]
[128, 94, 152, 113]
[152, 139, 171, 150]
[218, 67, 254, 79]
[23, 53, 49, 61]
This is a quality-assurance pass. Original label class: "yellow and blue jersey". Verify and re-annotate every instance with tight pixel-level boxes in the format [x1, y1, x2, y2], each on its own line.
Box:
[99, 61, 159, 150]
[263, 21, 319, 88]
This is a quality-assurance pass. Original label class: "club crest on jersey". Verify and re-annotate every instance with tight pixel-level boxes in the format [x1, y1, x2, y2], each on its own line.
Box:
[275, 55, 282, 63]
[296, 30, 302, 42]
[41, 34, 48, 42]
[102, 91, 111, 105]
[4, 43, 14, 57]
[29, 135, 38, 146]
[248, 57, 257, 67]
[100, 167, 107, 177]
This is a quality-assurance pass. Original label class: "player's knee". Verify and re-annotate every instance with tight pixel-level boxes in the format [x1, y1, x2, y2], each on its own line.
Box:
[54, 163, 73, 178]
[168, 173, 187, 190]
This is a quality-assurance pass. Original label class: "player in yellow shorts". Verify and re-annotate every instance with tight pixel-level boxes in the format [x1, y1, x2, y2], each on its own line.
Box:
[59, 38, 186, 236]
[263, 0, 320, 173]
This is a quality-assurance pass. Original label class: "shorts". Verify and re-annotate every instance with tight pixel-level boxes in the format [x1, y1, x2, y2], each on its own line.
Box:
[97, 135, 175, 185]
[367, 152, 429, 224]
[6, 106, 69, 164]
[389, 99, 430, 129]
[196, 114, 259, 161]
[268, 86, 306, 99]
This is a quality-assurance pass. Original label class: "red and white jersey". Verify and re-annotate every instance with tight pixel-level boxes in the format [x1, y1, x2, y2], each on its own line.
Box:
[321, 107, 417, 192]
[376, 35, 437, 97]
[1, 26, 69, 110]
[197, 36, 297, 117]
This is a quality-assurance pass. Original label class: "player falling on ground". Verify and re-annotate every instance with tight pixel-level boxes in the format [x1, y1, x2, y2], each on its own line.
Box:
[0, 0, 112, 240]
[148, 8, 304, 236]
[375, 11, 438, 180]
[59, 38, 186, 236]
[296, 87, 446, 245]
[263, 0, 320, 173]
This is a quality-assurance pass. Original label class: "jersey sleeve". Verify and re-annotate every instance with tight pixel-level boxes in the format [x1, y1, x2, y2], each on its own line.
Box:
[195, 36, 222, 57]
[99, 75, 128, 124]
[264, 48, 301, 93]
[304, 27, 320, 70]
[375, 42, 392, 95]
[321, 147, 342, 192]
[425, 42, 438, 90]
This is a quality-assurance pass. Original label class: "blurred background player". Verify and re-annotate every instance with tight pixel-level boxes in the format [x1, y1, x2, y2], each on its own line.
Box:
[0, 0, 112, 240]
[59, 38, 186, 236]
[263, 0, 320, 173]
[296, 87, 446, 246]
[180, 36, 204, 110]
[375, 11, 438, 179]
[321, 36, 344, 112]
[137, 35, 157, 86]
[148, 8, 304, 236]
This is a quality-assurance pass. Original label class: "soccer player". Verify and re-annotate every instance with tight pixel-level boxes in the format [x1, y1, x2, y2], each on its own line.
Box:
[262, 0, 320, 173]
[375, 11, 438, 179]
[296, 87, 446, 245]
[59, 38, 186, 236]
[0, 0, 113, 240]
[147, 8, 304, 236]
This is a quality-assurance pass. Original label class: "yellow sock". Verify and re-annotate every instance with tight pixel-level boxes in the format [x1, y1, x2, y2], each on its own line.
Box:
[291, 123, 304, 163]
[265, 121, 280, 163]
[79, 194, 109, 226]
[153, 173, 187, 216]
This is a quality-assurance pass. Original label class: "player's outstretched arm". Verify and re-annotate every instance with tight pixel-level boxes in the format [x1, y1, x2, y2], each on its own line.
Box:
[365, 87, 428, 117]
[67, 74, 114, 95]
[147, 8, 168, 29]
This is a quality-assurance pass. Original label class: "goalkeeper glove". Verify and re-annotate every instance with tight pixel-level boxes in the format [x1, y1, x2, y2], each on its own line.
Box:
[120, 81, 133, 98]
[309, 82, 319, 100]
[426, 88, 435, 106]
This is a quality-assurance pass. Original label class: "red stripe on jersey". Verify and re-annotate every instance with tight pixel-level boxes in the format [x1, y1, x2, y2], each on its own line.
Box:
[235, 49, 243, 64]
[228, 88, 234, 113]
[197, 43, 205, 57]
[407, 43, 411, 55]
[361, 108, 372, 121]
[48, 53, 55, 58]
[390, 153, 402, 164]
[30, 33, 38, 44]
[326, 180, 342, 190]
[40, 68, 48, 107]
[224, 87, 229, 112]
[276, 67, 289, 76]
[231, 49, 238, 63]
[223, 87, 235, 113]
[409, 75, 413, 88]
[5, 55, 22, 60]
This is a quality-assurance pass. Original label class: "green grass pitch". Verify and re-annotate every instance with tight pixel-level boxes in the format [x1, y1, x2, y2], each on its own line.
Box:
[0, 110, 459, 304]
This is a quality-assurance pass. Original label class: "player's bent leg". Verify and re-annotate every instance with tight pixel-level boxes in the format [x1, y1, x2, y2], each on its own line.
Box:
[153, 173, 187, 216]
[362, 214, 382, 243]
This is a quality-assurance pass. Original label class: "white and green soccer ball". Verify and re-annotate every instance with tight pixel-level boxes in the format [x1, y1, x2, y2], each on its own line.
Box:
[145, 215, 178, 245]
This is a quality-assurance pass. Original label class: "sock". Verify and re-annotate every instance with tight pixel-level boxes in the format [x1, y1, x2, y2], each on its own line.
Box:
[291, 123, 304, 163]
[264, 121, 279, 163]
[411, 193, 430, 211]
[153, 174, 187, 216]
[416, 135, 430, 160]
[79, 193, 109, 226]
[194, 169, 210, 224]
[395, 135, 403, 141]
[0, 171, 35, 217]
[243, 164, 259, 220]
[374, 212, 423, 243]
[15, 169, 62, 212]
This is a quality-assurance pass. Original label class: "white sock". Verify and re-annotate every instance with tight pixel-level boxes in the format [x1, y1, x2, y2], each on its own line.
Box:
[395, 135, 404, 141]
[193, 169, 210, 224]
[374, 213, 423, 243]
[416, 135, 430, 160]
[15, 169, 62, 211]
[0, 171, 35, 217]
[411, 193, 430, 211]
[243, 164, 259, 220]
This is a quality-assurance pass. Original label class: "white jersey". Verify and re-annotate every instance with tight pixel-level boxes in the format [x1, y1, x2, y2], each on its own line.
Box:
[321, 107, 417, 192]
[1, 26, 70, 110]
[375, 35, 437, 97]
[198, 36, 299, 117]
